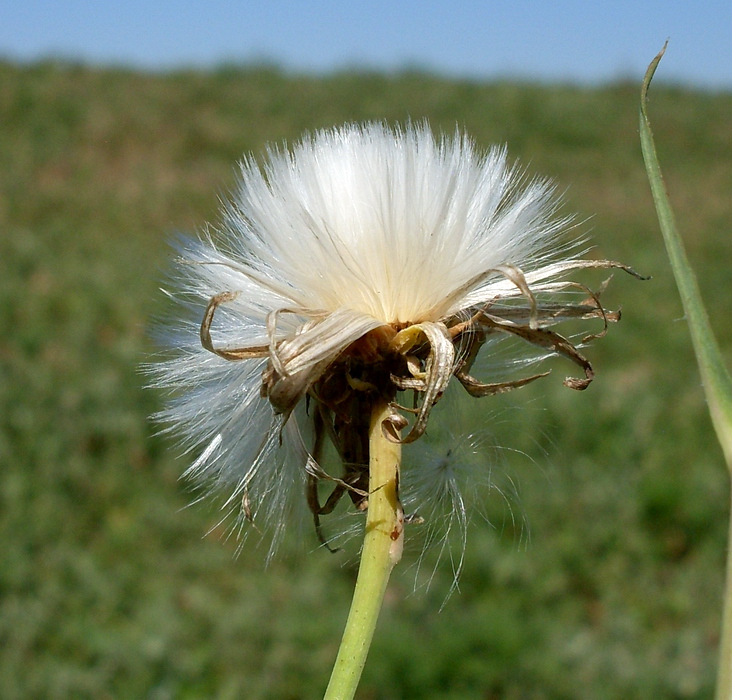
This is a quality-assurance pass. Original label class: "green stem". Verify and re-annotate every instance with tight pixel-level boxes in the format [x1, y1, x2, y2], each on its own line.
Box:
[323, 399, 403, 700]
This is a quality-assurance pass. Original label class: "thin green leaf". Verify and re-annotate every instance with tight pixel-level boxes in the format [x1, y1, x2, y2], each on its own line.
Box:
[640, 42, 732, 468]
[641, 43, 732, 700]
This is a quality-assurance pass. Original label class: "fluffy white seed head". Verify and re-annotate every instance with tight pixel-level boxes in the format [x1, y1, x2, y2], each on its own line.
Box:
[221, 123, 564, 326]
[150, 121, 632, 557]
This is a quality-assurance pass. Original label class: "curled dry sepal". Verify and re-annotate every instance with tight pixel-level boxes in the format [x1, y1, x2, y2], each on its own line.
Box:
[150, 122, 643, 552]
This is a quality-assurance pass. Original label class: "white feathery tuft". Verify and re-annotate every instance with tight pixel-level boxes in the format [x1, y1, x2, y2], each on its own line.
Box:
[220, 123, 564, 326]
[148, 121, 632, 560]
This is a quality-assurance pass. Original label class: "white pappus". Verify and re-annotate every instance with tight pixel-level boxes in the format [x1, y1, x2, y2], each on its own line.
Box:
[149, 121, 641, 557]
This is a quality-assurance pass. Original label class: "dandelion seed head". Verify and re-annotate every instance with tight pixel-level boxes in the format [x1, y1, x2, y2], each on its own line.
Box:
[220, 123, 563, 325]
[149, 120, 638, 557]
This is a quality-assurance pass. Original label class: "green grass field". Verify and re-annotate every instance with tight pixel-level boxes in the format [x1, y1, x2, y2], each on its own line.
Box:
[1, 59, 731, 699]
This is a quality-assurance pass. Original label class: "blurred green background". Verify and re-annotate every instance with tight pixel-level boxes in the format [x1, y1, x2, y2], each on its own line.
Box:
[1, 60, 731, 699]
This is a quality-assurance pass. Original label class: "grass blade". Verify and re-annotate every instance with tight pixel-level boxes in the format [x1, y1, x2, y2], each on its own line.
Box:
[640, 43, 732, 465]
[640, 42, 732, 700]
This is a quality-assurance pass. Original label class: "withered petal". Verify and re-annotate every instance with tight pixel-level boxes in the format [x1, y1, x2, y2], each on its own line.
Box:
[391, 321, 455, 444]
[200, 291, 270, 360]
[478, 313, 595, 390]
[457, 369, 551, 397]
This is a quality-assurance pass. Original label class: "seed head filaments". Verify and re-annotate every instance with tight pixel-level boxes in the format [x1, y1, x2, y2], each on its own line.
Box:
[150, 122, 643, 555]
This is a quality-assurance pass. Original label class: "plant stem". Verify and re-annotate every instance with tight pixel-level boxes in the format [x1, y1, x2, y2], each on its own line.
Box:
[323, 399, 403, 700]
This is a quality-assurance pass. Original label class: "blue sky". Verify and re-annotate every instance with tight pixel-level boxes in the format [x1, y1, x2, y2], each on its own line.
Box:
[2, 1, 731, 88]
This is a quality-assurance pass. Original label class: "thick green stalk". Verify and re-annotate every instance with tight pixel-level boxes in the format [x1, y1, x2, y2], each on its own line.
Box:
[640, 43, 732, 700]
[323, 399, 403, 700]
